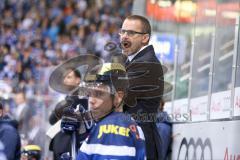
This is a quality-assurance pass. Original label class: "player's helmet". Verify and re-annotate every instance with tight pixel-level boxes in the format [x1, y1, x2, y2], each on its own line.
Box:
[21, 145, 41, 160]
[80, 63, 128, 96]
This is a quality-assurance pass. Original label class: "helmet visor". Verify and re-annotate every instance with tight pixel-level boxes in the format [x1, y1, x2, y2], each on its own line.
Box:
[76, 82, 114, 98]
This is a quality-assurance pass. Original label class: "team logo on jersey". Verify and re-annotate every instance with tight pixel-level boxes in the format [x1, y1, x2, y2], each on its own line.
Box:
[98, 124, 130, 138]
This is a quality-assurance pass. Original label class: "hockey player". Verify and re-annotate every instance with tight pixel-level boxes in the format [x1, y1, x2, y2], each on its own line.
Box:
[76, 63, 146, 160]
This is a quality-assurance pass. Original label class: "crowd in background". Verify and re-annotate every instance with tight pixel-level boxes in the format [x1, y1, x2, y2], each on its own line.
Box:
[0, 0, 133, 158]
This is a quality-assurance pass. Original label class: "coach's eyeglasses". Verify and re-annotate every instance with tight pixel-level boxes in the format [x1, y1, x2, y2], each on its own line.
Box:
[119, 29, 148, 37]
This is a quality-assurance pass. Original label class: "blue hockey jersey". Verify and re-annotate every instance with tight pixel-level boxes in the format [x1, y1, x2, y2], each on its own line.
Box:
[77, 112, 146, 160]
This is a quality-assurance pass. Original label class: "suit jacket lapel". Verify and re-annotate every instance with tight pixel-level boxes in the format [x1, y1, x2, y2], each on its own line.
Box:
[130, 45, 154, 62]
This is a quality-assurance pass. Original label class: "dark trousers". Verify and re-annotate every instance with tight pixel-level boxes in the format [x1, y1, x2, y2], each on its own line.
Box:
[123, 98, 162, 159]
[139, 122, 162, 160]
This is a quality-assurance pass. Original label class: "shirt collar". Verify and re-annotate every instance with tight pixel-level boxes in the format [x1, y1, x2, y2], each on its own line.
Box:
[128, 45, 149, 62]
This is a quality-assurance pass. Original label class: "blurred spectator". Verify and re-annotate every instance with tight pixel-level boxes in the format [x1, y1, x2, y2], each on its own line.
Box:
[0, 44, 10, 71]
[156, 100, 172, 160]
[94, 22, 111, 58]
[28, 113, 46, 157]
[84, 23, 97, 54]
[13, 89, 33, 136]
[0, 101, 21, 160]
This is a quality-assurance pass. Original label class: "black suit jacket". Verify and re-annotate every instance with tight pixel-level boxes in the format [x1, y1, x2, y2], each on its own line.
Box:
[124, 45, 164, 115]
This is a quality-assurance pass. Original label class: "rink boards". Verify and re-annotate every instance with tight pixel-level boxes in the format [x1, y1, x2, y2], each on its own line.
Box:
[171, 120, 240, 160]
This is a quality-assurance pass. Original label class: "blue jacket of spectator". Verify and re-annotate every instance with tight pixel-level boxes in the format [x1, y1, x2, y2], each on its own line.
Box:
[0, 115, 21, 160]
[156, 111, 172, 160]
